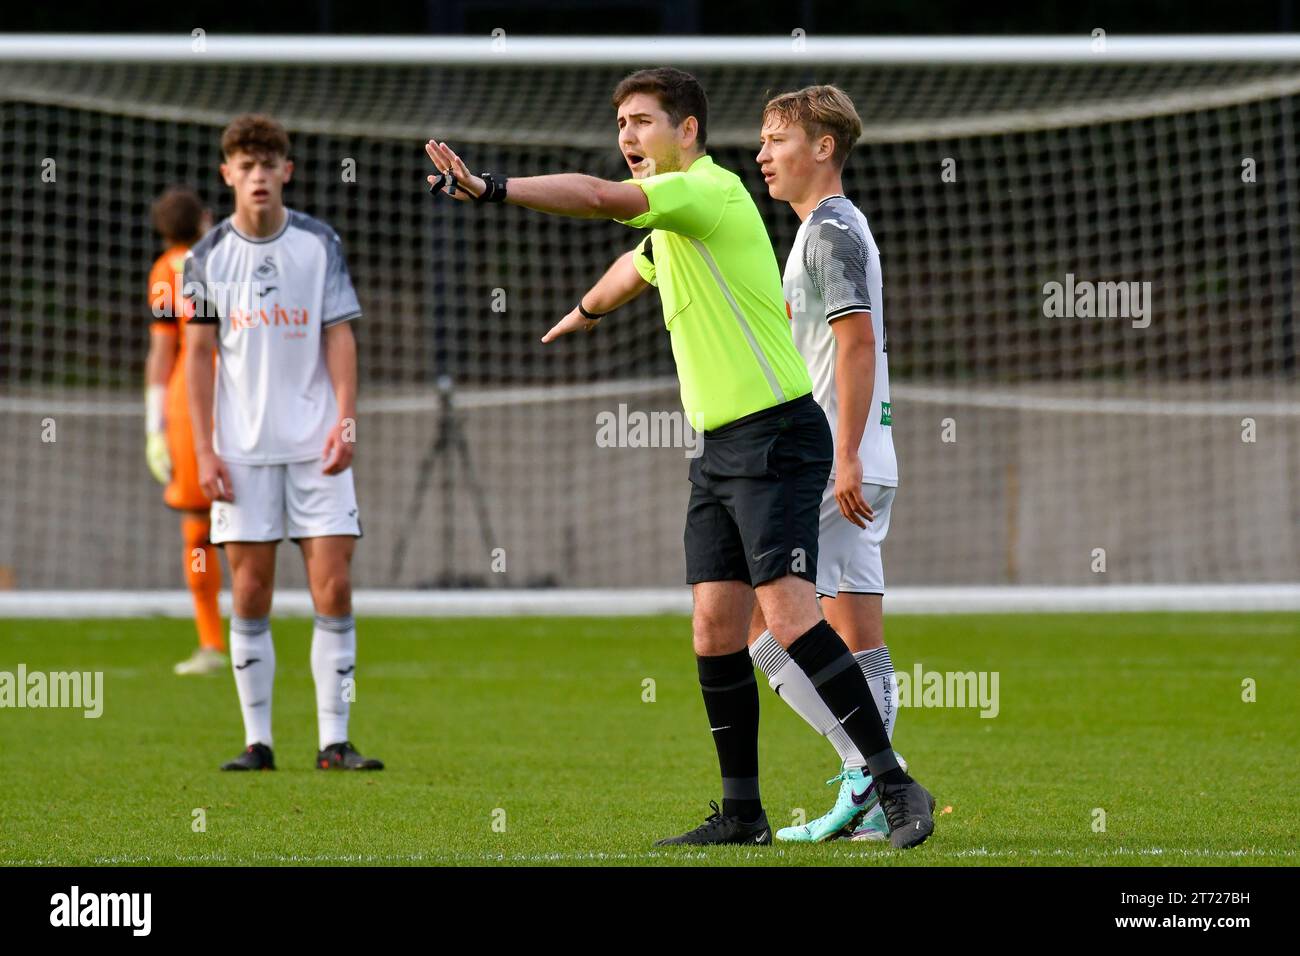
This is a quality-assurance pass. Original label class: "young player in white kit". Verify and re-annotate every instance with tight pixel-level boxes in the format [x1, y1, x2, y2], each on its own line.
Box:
[752, 86, 909, 840]
[184, 114, 383, 772]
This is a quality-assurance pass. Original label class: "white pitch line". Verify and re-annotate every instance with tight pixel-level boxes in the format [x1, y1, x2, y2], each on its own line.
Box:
[3, 584, 1299, 618]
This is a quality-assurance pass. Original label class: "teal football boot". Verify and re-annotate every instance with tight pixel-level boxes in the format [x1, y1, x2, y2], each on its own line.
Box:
[775, 765, 876, 842]
[777, 753, 910, 843]
[848, 802, 891, 841]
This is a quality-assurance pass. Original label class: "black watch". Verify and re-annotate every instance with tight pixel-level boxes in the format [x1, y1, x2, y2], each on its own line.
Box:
[473, 172, 508, 204]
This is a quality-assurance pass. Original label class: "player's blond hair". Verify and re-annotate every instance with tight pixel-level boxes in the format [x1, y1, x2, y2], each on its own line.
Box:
[763, 85, 863, 168]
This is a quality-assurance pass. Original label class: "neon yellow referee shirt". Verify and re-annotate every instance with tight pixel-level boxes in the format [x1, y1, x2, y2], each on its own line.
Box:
[616, 155, 812, 431]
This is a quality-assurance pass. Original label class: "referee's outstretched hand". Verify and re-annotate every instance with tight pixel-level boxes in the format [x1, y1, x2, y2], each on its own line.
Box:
[541, 306, 600, 343]
[425, 140, 485, 201]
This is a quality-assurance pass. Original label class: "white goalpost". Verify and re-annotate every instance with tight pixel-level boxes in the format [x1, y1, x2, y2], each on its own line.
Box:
[1, 35, 1297, 615]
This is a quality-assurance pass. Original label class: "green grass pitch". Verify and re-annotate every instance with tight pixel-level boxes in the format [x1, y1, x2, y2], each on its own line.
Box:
[1, 613, 1295, 866]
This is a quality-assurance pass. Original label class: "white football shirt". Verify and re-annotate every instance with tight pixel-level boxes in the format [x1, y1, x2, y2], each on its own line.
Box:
[784, 195, 897, 486]
[184, 209, 361, 464]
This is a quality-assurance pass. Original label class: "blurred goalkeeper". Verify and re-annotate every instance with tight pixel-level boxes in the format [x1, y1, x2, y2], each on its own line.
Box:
[425, 67, 934, 849]
[145, 187, 226, 676]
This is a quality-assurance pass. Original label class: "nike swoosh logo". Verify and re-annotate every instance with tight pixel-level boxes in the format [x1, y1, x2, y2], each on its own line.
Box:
[709, 725, 732, 732]
[750, 547, 784, 563]
[836, 705, 860, 724]
[851, 784, 875, 806]
[753, 830, 769, 842]
[234, 659, 261, 670]
[336, 665, 355, 675]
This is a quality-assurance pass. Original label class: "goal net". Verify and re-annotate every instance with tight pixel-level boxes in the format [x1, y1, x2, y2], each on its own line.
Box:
[1, 36, 1297, 594]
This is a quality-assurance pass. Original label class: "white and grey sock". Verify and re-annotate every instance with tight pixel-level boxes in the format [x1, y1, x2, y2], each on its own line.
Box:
[749, 629, 866, 769]
[311, 613, 356, 750]
[855, 645, 897, 741]
[230, 616, 274, 747]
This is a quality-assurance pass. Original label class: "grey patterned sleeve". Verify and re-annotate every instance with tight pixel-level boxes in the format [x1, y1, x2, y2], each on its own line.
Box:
[182, 250, 219, 325]
[322, 231, 362, 326]
[803, 215, 873, 322]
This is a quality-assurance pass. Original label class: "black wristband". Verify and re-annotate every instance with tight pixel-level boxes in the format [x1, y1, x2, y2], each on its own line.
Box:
[578, 301, 606, 321]
[472, 172, 508, 204]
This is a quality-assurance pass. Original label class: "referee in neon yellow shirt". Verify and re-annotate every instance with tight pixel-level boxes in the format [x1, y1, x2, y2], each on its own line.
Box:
[425, 68, 934, 849]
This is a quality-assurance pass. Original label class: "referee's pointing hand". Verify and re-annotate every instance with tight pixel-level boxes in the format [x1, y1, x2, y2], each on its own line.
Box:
[425, 140, 485, 201]
[541, 306, 600, 343]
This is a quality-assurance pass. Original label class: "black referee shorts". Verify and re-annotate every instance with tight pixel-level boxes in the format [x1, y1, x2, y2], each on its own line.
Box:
[684, 393, 833, 588]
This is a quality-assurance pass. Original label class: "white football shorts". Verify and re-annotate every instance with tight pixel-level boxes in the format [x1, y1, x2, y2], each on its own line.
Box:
[210, 460, 361, 544]
[816, 481, 896, 598]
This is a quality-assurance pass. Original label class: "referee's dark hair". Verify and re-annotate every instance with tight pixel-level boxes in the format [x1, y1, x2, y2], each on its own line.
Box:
[612, 67, 709, 149]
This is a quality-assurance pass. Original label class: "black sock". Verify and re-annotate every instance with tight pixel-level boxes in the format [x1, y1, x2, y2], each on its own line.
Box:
[786, 621, 910, 785]
[697, 648, 762, 821]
